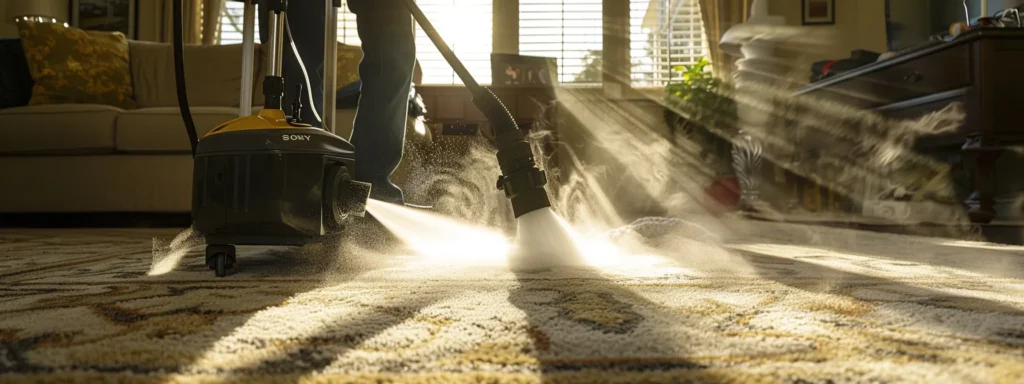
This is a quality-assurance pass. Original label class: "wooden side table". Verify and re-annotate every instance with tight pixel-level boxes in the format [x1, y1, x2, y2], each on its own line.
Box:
[794, 28, 1024, 224]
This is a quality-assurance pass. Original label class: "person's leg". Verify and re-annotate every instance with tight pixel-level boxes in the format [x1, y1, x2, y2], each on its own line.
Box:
[348, 0, 416, 204]
[281, 0, 325, 126]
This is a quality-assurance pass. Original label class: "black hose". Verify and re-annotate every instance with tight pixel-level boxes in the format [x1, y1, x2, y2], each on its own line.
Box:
[398, 0, 551, 217]
[173, 0, 199, 157]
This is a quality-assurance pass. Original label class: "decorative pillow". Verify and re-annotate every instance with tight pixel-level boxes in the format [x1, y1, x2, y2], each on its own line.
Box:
[16, 21, 137, 109]
[335, 43, 363, 90]
[333, 43, 421, 89]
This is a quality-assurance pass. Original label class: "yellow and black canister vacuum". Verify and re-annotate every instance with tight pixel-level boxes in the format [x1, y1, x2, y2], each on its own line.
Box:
[173, 0, 371, 277]
[173, 0, 552, 278]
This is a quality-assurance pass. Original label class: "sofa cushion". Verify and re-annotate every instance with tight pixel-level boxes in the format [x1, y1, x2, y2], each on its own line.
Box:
[0, 38, 33, 108]
[15, 21, 137, 110]
[129, 41, 263, 109]
[0, 104, 120, 154]
[330, 43, 423, 90]
[115, 107, 241, 152]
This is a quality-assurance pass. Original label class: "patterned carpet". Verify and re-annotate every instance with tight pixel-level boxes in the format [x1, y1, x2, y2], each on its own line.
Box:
[1, 219, 1023, 383]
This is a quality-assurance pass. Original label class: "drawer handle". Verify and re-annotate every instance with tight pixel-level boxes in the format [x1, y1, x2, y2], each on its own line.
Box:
[903, 71, 923, 83]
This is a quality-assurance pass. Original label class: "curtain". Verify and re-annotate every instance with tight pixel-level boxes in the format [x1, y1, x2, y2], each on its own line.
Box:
[697, 0, 752, 79]
[155, 0, 222, 44]
[201, 0, 224, 45]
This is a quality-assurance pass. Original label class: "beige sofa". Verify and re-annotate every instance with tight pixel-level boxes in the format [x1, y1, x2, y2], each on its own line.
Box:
[0, 40, 424, 214]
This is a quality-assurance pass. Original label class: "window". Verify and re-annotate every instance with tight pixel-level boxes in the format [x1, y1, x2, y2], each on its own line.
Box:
[218, 1, 699, 88]
[337, 1, 359, 46]
[413, 0, 493, 85]
[630, 0, 708, 87]
[338, 0, 494, 85]
[519, 0, 603, 84]
[220, 1, 491, 85]
[220, 1, 358, 45]
[219, 1, 249, 45]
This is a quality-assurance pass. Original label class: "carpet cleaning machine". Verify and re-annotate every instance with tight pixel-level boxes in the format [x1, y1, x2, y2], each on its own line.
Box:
[173, 0, 553, 277]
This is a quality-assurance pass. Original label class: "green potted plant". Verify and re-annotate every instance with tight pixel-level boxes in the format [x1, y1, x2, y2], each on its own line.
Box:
[663, 58, 740, 210]
[663, 58, 737, 141]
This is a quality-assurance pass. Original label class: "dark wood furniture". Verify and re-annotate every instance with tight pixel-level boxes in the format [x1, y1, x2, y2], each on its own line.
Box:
[794, 28, 1024, 224]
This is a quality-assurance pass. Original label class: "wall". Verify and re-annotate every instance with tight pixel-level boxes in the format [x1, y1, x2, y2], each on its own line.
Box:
[770, 0, 888, 59]
[0, 0, 70, 38]
[136, 1, 163, 41]
[764, 0, 1023, 84]
[760, 0, 887, 88]
[0, 0, 162, 41]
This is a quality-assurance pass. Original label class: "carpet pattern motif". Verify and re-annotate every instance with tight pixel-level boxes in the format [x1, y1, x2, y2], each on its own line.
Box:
[1, 223, 1024, 383]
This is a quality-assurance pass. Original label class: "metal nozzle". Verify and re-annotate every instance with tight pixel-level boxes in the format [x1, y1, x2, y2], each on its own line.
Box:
[339, 179, 372, 218]
[472, 88, 551, 218]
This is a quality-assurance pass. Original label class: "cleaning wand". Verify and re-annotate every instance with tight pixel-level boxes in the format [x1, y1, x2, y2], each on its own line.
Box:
[398, 0, 552, 218]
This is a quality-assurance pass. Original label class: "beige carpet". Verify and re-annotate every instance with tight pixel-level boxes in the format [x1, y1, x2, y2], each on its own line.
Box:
[1, 220, 1023, 383]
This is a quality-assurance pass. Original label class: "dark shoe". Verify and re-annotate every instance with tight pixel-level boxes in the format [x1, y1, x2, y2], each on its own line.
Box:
[364, 178, 404, 205]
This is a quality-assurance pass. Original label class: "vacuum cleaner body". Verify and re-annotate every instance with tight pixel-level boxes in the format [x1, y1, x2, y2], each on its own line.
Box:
[175, 0, 553, 277]
[190, 109, 371, 277]
[174, 1, 377, 276]
[191, 109, 370, 247]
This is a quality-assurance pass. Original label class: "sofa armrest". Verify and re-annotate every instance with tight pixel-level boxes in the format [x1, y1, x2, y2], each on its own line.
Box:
[0, 38, 34, 109]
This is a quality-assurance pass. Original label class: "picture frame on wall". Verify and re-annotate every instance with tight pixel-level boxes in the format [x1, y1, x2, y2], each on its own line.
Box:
[69, 0, 137, 38]
[801, 0, 835, 25]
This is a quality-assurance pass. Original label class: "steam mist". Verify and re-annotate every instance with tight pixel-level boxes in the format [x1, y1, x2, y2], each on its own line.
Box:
[148, 28, 1006, 278]
[391, 49, 982, 274]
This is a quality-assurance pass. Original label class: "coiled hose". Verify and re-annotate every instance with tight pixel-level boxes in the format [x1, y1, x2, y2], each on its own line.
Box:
[173, 0, 199, 157]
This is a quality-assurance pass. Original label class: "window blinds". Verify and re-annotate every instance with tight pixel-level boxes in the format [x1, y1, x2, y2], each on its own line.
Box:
[519, 0, 604, 84]
[630, 0, 708, 87]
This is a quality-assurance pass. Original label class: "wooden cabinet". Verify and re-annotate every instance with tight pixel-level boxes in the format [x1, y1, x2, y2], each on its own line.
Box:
[794, 28, 1024, 224]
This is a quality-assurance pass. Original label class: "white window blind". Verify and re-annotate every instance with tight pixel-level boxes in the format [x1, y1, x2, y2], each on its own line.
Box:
[519, 0, 603, 84]
[630, 0, 708, 87]
[338, 0, 494, 85]
[337, 1, 360, 46]
[219, 1, 355, 45]
[413, 0, 493, 85]
[219, 1, 249, 45]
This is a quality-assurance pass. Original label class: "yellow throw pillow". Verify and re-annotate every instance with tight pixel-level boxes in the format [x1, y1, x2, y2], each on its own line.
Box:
[335, 43, 363, 90]
[16, 21, 137, 109]
[333, 43, 422, 89]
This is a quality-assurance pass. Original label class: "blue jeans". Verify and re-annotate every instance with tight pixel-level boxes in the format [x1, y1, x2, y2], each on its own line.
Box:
[278, 0, 325, 127]
[272, 0, 415, 204]
[347, 0, 416, 204]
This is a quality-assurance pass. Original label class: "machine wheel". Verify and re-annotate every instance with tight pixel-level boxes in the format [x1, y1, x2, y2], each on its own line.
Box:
[206, 244, 236, 278]
[323, 165, 350, 233]
[214, 254, 228, 277]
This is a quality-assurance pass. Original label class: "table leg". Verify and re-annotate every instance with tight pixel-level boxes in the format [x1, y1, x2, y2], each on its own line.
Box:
[962, 134, 1002, 223]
